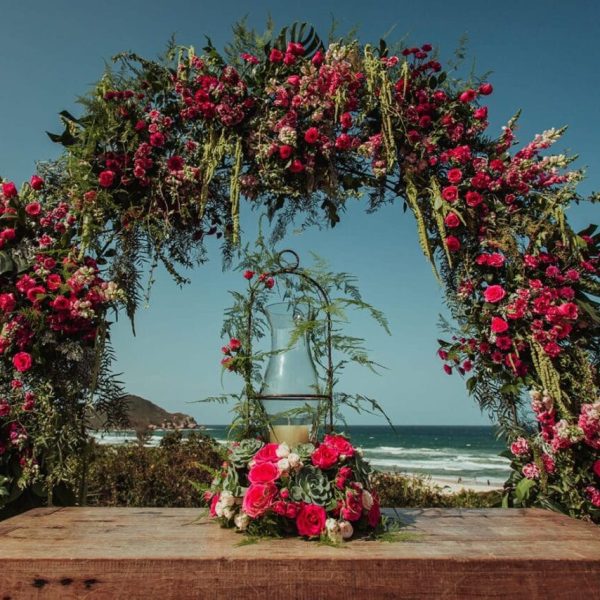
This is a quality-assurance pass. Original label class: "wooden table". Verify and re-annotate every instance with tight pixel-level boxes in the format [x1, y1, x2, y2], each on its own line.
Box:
[0, 507, 598, 599]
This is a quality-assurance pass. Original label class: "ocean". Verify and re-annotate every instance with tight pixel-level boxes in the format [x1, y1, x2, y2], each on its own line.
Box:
[93, 424, 510, 487]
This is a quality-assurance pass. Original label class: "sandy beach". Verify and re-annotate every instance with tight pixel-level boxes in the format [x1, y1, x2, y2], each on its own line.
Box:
[429, 476, 503, 494]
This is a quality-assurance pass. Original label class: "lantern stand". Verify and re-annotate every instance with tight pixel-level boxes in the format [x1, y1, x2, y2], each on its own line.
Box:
[245, 249, 334, 438]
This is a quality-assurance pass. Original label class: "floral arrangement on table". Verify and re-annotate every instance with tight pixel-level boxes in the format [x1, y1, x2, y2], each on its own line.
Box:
[205, 434, 382, 541]
[0, 20, 597, 523]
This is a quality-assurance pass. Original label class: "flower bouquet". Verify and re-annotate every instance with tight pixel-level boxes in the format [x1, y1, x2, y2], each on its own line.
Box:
[204, 433, 382, 542]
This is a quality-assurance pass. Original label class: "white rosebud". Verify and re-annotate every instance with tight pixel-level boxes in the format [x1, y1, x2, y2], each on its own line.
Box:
[287, 453, 301, 469]
[215, 501, 224, 518]
[276, 443, 290, 458]
[339, 520, 354, 540]
[361, 490, 374, 511]
[234, 512, 250, 531]
[223, 507, 234, 520]
[277, 458, 290, 473]
[221, 491, 235, 507]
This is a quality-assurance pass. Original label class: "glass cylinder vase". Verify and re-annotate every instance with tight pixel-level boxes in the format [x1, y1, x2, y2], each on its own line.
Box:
[259, 302, 325, 446]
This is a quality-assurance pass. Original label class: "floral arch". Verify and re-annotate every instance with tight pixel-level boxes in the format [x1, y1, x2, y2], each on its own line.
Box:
[0, 23, 598, 521]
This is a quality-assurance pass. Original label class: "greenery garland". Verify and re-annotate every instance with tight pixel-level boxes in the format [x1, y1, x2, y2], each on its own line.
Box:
[0, 21, 598, 522]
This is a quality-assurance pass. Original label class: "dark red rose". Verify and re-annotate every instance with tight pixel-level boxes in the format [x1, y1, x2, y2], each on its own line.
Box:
[13, 352, 33, 373]
[279, 145, 293, 160]
[479, 83, 493, 95]
[304, 127, 319, 144]
[444, 213, 460, 228]
[2, 182, 17, 199]
[445, 236, 461, 252]
[311, 444, 340, 469]
[98, 170, 116, 188]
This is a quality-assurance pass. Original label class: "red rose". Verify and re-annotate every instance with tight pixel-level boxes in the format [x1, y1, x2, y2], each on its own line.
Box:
[243, 270, 255, 280]
[253, 443, 279, 463]
[484, 285, 506, 303]
[311, 444, 340, 469]
[29, 175, 44, 190]
[474, 107, 488, 120]
[447, 168, 463, 184]
[269, 48, 284, 63]
[491, 317, 509, 334]
[367, 498, 381, 527]
[444, 213, 460, 228]
[25, 202, 42, 216]
[459, 89, 477, 103]
[248, 461, 279, 484]
[323, 434, 354, 458]
[593, 460, 600, 479]
[296, 503, 326, 537]
[46, 274, 62, 291]
[98, 170, 116, 188]
[341, 490, 362, 522]
[0, 293, 16, 313]
[487, 253, 505, 268]
[167, 155, 184, 172]
[442, 186, 458, 202]
[479, 83, 493, 96]
[265, 277, 275, 289]
[304, 127, 319, 144]
[445, 236, 461, 252]
[229, 338, 241, 352]
[340, 112, 352, 129]
[13, 352, 33, 373]
[465, 191, 483, 207]
[289, 159, 305, 173]
[279, 145, 293, 160]
[242, 483, 277, 518]
[2, 182, 17, 199]
[26, 286, 45, 304]
[557, 302, 578, 320]
[150, 132, 165, 147]
[1, 228, 15, 241]
[51, 295, 70, 311]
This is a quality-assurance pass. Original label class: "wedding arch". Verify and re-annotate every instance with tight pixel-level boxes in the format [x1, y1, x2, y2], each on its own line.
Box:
[0, 23, 598, 521]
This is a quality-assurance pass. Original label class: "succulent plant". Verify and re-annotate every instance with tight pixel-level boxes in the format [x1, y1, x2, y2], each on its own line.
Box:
[290, 465, 333, 506]
[294, 443, 315, 462]
[228, 439, 264, 469]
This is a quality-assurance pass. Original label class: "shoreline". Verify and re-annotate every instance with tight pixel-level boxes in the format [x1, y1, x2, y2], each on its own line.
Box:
[428, 476, 503, 494]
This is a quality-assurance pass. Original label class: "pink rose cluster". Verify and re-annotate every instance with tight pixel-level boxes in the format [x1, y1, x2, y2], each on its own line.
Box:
[206, 434, 381, 541]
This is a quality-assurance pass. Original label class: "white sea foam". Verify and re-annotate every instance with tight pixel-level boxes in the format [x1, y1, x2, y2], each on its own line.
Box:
[369, 457, 510, 473]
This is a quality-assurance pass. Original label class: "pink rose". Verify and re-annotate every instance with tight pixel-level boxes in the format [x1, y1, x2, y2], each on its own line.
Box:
[253, 443, 280, 463]
[242, 483, 277, 518]
[13, 352, 33, 373]
[269, 48, 284, 63]
[442, 185, 459, 202]
[46, 274, 62, 291]
[323, 434, 354, 458]
[289, 159, 305, 173]
[447, 168, 463, 183]
[459, 89, 477, 103]
[25, 202, 42, 216]
[491, 317, 509, 333]
[98, 170, 116, 188]
[229, 338, 241, 352]
[465, 191, 483, 207]
[341, 490, 362, 522]
[296, 503, 326, 537]
[367, 497, 381, 527]
[0, 293, 16, 313]
[2, 182, 17, 199]
[484, 285, 506, 303]
[593, 460, 600, 479]
[311, 444, 340, 469]
[479, 83, 493, 96]
[209, 493, 220, 517]
[248, 461, 279, 484]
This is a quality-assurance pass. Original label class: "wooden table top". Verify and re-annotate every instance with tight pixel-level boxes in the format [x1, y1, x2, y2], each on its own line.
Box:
[0, 507, 598, 599]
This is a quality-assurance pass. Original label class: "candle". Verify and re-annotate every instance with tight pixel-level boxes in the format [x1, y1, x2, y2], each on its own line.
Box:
[269, 424, 309, 446]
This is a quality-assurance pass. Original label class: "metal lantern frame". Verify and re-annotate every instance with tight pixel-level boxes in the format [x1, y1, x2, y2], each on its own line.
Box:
[246, 249, 334, 433]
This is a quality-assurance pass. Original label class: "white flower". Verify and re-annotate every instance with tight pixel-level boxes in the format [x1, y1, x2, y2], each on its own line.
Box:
[287, 453, 301, 469]
[234, 512, 250, 531]
[220, 491, 235, 507]
[339, 520, 354, 540]
[361, 490, 374, 511]
[215, 501, 224, 518]
[325, 518, 342, 543]
[222, 507, 234, 520]
[277, 458, 290, 473]
[276, 443, 290, 458]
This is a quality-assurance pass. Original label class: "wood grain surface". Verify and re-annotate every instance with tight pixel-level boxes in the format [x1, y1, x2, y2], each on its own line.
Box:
[0, 507, 598, 599]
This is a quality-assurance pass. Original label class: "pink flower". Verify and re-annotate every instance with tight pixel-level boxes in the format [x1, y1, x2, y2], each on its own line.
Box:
[296, 503, 326, 537]
[289, 159, 305, 173]
[541, 453, 556, 474]
[543, 342, 562, 358]
[167, 155, 184, 172]
[459, 89, 477, 103]
[253, 443, 280, 463]
[46, 274, 62, 291]
[0, 293, 16, 313]
[12, 352, 33, 373]
[241, 53, 259, 64]
[484, 285, 506, 303]
[443, 364, 452, 375]
[445, 236, 461, 252]
[248, 461, 279, 484]
[311, 444, 340, 469]
[593, 460, 600, 479]
[465, 190, 483, 207]
[585, 486, 600, 508]
[367, 496, 381, 527]
[479, 83, 493, 96]
[474, 107, 488, 120]
[265, 277, 275, 289]
[269, 48, 284, 63]
[522, 462, 540, 480]
[25, 202, 42, 216]
[229, 338, 241, 352]
[243, 270, 255, 280]
[323, 434, 354, 458]
[304, 127, 319, 144]
[341, 490, 363, 522]
[491, 317, 509, 333]
[510, 437, 530, 457]
[150, 132, 165, 147]
[98, 170, 116, 188]
[442, 185, 459, 202]
[242, 483, 277, 518]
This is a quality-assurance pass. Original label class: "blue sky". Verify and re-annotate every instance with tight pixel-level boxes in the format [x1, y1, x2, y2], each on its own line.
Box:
[1, 0, 598, 425]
